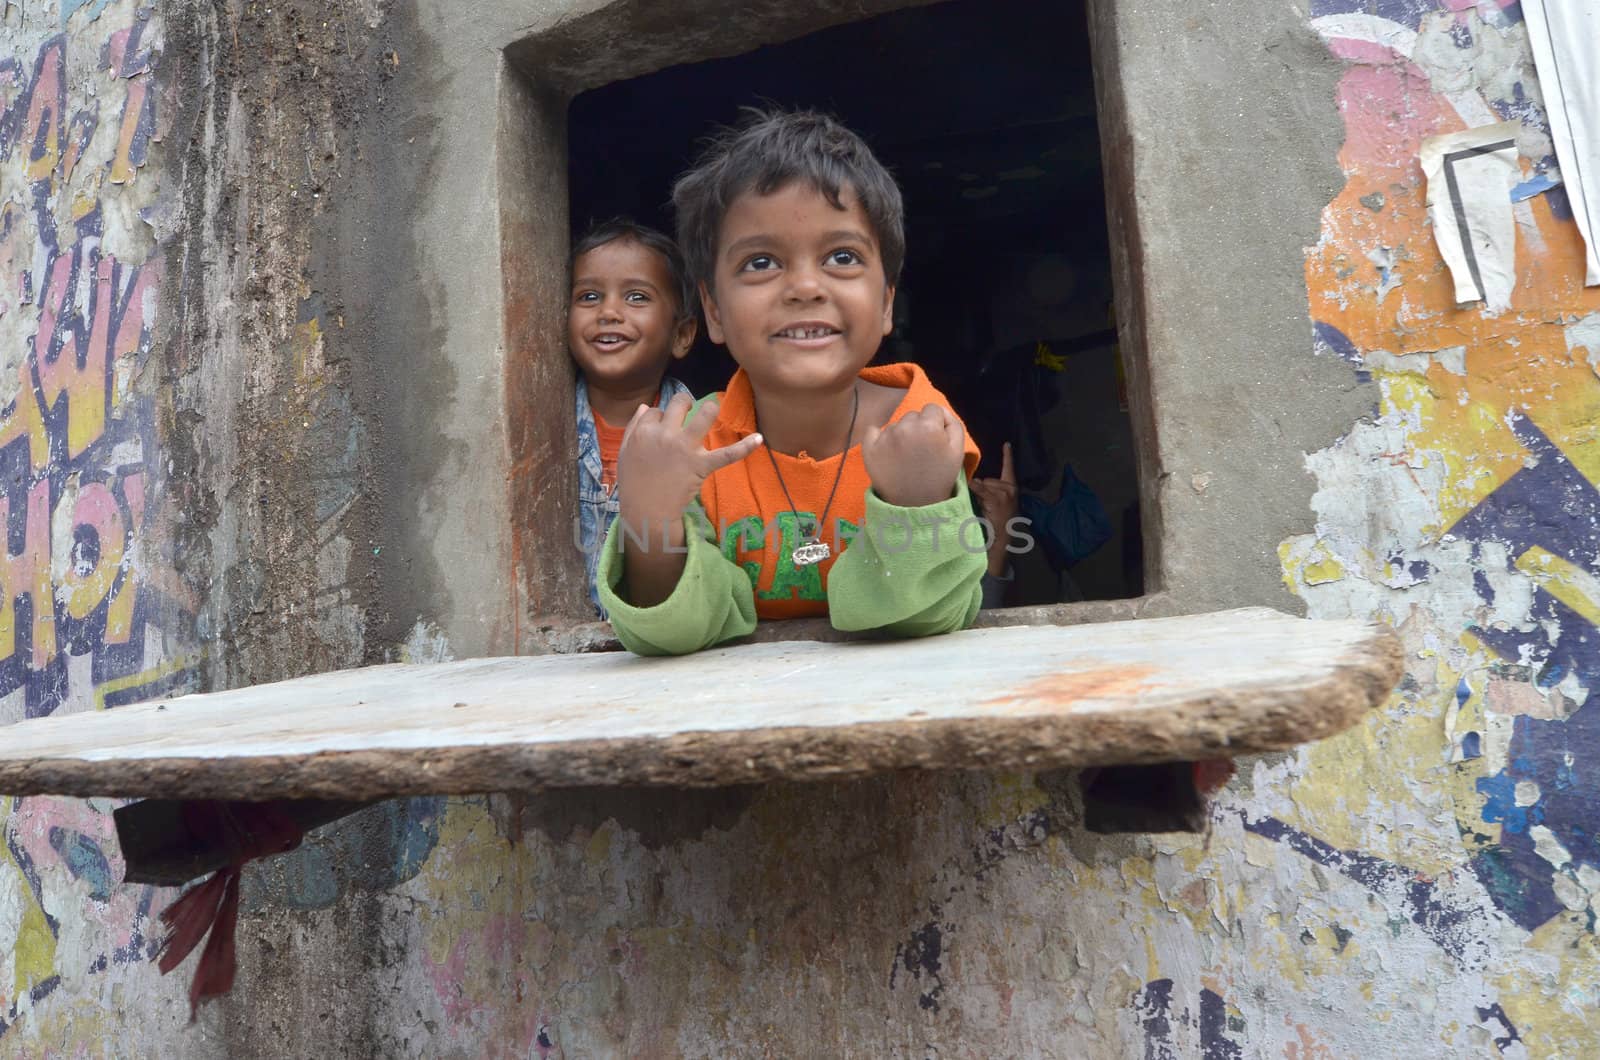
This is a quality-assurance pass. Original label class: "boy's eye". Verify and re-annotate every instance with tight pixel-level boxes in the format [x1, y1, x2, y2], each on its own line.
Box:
[826, 249, 863, 267]
[625, 290, 650, 304]
[739, 255, 778, 273]
[574, 290, 599, 304]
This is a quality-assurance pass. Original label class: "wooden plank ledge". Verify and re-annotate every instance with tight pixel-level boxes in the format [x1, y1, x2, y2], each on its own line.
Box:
[0, 608, 1403, 802]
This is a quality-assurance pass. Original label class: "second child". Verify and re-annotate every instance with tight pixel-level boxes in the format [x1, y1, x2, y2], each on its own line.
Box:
[570, 220, 698, 617]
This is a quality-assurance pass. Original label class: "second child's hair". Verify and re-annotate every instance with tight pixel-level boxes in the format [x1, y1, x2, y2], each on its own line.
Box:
[671, 107, 906, 292]
[570, 219, 696, 323]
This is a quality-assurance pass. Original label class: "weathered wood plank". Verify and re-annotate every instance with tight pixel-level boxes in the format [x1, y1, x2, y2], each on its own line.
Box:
[0, 608, 1402, 800]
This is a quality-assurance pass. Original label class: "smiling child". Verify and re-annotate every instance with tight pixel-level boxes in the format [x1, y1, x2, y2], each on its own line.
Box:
[569, 220, 697, 617]
[595, 109, 987, 655]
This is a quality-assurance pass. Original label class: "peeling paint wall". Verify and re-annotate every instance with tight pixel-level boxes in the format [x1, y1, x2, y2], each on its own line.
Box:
[1272, 1, 1600, 1053]
[0, 0, 189, 1045]
[4, 0, 1600, 1055]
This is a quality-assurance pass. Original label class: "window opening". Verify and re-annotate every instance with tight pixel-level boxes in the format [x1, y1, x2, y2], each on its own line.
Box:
[566, 0, 1144, 608]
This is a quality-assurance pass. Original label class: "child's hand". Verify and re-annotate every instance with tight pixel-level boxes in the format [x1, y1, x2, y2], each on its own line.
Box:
[615, 393, 761, 607]
[618, 392, 761, 531]
[969, 442, 1019, 525]
[861, 404, 966, 508]
[969, 442, 1019, 577]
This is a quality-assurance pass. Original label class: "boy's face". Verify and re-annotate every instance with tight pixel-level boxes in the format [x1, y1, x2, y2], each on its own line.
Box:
[700, 181, 895, 396]
[569, 238, 695, 393]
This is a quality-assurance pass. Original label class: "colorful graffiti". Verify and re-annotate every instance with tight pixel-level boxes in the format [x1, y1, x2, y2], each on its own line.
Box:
[0, 1, 198, 1043]
[0, 15, 173, 722]
[1275, 0, 1600, 1051]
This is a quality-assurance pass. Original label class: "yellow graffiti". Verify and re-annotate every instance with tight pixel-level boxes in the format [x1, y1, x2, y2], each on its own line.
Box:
[92, 655, 198, 712]
[1515, 547, 1600, 629]
[0, 833, 57, 994]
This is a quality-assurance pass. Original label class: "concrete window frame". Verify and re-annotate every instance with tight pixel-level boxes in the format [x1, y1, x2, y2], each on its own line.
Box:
[501, 0, 1160, 646]
[485, 0, 1347, 651]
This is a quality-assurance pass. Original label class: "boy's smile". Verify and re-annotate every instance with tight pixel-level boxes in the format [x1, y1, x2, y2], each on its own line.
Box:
[701, 181, 895, 396]
[569, 238, 694, 393]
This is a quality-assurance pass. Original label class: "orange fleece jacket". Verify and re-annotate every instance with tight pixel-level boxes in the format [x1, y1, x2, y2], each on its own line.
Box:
[700, 362, 981, 620]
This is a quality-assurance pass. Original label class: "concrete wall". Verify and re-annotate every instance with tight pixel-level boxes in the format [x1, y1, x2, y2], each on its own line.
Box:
[0, 0, 1597, 1054]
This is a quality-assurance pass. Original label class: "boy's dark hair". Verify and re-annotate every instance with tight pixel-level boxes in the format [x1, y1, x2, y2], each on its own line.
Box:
[570, 218, 695, 322]
[672, 107, 905, 293]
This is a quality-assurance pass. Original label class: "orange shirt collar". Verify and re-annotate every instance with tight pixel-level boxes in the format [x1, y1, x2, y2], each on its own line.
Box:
[715, 362, 936, 437]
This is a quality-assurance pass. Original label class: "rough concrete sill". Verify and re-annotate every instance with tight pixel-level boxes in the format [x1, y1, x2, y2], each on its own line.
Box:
[0, 607, 1401, 803]
[523, 593, 1178, 654]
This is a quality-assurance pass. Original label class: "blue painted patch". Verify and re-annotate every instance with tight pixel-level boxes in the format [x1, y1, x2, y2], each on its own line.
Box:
[1469, 841, 1565, 931]
[1200, 988, 1243, 1059]
[1462, 731, 1483, 760]
[244, 797, 446, 912]
[1309, 0, 1440, 31]
[1134, 978, 1176, 1059]
[1244, 815, 1489, 961]
[1476, 1002, 1523, 1053]
[1448, 417, 1600, 930]
[1476, 773, 1541, 835]
[1474, 566, 1497, 606]
[46, 827, 112, 900]
[1546, 183, 1576, 222]
[60, 0, 116, 28]
[1511, 173, 1560, 203]
[280, 844, 339, 909]
[1313, 319, 1372, 384]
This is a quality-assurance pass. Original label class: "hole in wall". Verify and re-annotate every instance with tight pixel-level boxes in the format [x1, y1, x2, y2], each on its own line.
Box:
[564, 0, 1143, 605]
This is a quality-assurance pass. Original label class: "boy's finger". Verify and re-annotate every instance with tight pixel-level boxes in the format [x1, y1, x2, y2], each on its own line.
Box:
[682, 397, 722, 443]
[702, 432, 763, 471]
[619, 402, 655, 448]
[860, 423, 883, 453]
[942, 413, 966, 459]
[1001, 442, 1015, 484]
[662, 391, 696, 428]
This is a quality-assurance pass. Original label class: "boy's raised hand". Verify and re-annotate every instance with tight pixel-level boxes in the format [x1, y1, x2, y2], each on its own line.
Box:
[861, 403, 967, 508]
[618, 392, 761, 529]
[615, 393, 762, 607]
[969, 442, 1018, 578]
[968, 442, 1018, 524]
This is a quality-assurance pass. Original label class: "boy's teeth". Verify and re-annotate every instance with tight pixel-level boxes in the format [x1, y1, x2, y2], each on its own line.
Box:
[781, 327, 835, 338]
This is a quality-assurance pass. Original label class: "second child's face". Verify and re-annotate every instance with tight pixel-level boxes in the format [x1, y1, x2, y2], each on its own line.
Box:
[701, 181, 895, 397]
[569, 239, 694, 393]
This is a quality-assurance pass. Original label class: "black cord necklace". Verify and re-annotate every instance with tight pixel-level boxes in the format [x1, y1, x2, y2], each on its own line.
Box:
[763, 386, 860, 567]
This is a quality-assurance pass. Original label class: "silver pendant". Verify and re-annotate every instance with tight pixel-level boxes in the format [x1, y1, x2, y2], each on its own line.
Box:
[792, 539, 831, 566]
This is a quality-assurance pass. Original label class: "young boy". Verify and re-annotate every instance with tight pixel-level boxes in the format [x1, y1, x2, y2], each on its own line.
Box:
[570, 220, 697, 617]
[596, 109, 986, 655]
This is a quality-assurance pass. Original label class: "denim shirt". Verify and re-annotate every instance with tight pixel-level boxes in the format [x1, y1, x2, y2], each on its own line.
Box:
[576, 375, 692, 618]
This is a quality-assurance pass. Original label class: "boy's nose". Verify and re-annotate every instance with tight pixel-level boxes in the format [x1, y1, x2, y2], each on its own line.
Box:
[783, 271, 826, 303]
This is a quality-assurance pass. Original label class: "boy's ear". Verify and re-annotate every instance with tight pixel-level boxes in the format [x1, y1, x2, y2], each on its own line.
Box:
[671, 315, 697, 360]
[700, 281, 725, 344]
[880, 283, 897, 337]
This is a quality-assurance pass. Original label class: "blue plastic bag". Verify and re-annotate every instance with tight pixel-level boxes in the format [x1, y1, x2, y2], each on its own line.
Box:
[1019, 465, 1112, 568]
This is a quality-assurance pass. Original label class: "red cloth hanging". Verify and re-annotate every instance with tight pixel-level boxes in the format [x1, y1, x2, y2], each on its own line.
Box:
[154, 802, 305, 1020]
[1192, 758, 1236, 796]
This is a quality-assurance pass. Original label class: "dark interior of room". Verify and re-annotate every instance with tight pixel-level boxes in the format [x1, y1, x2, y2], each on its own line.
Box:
[567, 0, 1142, 603]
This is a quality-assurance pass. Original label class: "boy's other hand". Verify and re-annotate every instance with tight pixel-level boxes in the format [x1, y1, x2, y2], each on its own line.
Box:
[969, 442, 1018, 578]
[861, 403, 966, 508]
[617, 393, 762, 532]
[969, 442, 1018, 525]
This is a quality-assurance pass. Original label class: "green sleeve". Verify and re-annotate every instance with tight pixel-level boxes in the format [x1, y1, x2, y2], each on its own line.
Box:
[597, 507, 758, 656]
[826, 475, 985, 636]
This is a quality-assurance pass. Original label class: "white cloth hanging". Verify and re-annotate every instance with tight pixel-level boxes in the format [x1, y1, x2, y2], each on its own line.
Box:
[1522, 0, 1600, 286]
